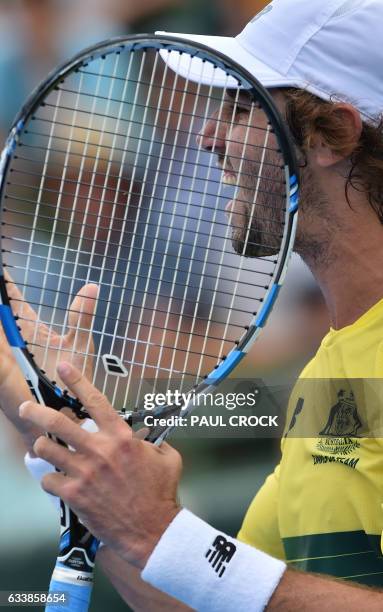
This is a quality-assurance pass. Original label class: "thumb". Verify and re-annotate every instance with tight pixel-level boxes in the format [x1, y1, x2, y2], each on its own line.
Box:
[66, 284, 99, 350]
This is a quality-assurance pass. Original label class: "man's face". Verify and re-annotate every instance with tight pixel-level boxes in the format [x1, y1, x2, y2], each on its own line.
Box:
[197, 89, 287, 257]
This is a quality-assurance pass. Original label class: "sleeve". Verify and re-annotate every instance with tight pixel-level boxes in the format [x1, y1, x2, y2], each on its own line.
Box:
[237, 464, 285, 561]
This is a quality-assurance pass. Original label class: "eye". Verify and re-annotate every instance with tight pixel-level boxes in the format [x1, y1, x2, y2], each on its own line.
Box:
[236, 105, 251, 115]
[225, 102, 250, 117]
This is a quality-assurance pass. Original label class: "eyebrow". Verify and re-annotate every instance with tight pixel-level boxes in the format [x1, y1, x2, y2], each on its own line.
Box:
[225, 89, 253, 106]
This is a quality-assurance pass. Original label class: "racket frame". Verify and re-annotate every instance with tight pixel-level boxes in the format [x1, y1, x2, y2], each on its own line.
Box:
[0, 34, 299, 421]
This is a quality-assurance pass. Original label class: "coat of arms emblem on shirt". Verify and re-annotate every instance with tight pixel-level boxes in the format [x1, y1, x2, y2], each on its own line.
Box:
[319, 390, 362, 437]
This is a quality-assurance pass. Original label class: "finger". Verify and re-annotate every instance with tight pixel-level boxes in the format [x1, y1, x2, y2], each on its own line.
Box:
[150, 440, 177, 456]
[33, 435, 79, 475]
[134, 426, 150, 440]
[66, 284, 99, 350]
[149, 441, 183, 471]
[4, 271, 55, 352]
[0, 325, 42, 447]
[4, 269, 39, 323]
[41, 471, 69, 499]
[19, 401, 91, 452]
[0, 324, 31, 401]
[56, 362, 124, 432]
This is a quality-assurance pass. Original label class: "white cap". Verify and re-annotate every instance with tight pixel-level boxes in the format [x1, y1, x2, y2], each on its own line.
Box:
[157, 0, 383, 120]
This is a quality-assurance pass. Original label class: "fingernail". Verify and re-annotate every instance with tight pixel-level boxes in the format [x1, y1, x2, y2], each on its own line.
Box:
[19, 401, 29, 417]
[57, 362, 72, 377]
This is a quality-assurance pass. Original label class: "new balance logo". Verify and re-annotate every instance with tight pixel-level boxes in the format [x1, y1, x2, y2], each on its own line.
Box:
[205, 535, 236, 577]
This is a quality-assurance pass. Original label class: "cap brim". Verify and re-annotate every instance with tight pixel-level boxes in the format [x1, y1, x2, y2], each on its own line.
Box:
[156, 32, 294, 89]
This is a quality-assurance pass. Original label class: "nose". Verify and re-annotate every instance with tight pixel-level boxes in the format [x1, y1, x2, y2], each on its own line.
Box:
[225, 199, 234, 214]
[197, 114, 226, 152]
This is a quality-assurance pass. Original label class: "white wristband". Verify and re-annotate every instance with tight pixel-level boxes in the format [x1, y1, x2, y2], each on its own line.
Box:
[142, 508, 286, 611]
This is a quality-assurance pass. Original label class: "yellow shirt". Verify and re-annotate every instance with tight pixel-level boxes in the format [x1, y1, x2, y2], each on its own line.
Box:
[238, 299, 383, 586]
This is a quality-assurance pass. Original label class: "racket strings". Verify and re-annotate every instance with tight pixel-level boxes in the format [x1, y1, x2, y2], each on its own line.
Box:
[196, 100, 269, 379]
[138, 65, 237, 399]
[26, 340, 203, 379]
[18, 128, 284, 170]
[45, 50, 134, 377]
[22, 87, 69, 355]
[3, 218, 282, 261]
[27, 119, 282, 165]
[15, 306, 245, 342]
[103, 50, 187, 403]
[4, 199, 284, 243]
[1, 44, 288, 410]
[10, 154, 286, 197]
[8, 281, 262, 326]
[57, 81, 266, 112]
[14, 143, 285, 191]
[35, 67, 98, 367]
[23, 323, 232, 363]
[121, 53, 214, 402]
[69, 49, 145, 389]
[4, 255, 273, 294]
[6, 173, 287, 218]
[12, 303, 245, 375]
[2, 239, 276, 278]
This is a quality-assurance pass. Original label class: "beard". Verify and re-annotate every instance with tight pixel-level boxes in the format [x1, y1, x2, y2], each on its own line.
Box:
[293, 165, 336, 269]
[228, 158, 286, 258]
[228, 156, 336, 268]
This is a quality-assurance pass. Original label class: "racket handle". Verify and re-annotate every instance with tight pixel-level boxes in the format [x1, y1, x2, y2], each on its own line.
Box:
[45, 567, 93, 612]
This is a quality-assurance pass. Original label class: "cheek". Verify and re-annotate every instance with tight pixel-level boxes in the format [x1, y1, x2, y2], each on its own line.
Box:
[227, 130, 270, 174]
[225, 199, 248, 230]
[225, 137, 242, 170]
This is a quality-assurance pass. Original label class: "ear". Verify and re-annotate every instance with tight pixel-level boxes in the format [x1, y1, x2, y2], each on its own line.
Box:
[310, 103, 363, 168]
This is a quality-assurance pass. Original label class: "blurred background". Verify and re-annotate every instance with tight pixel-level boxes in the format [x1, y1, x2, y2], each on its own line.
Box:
[0, 1, 330, 610]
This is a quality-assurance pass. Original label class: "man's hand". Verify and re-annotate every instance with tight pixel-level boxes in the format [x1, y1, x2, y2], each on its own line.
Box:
[19, 361, 182, 569]
[4, 272, 98, 382]
[0, 272, 98, 449]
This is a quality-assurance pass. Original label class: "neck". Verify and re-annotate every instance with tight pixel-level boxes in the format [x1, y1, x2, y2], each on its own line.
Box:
[295, 168, 383, 329]
[301, 213, 383, 330]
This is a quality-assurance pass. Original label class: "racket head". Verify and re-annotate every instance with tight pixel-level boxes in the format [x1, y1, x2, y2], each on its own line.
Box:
[0, 34, 299, 423]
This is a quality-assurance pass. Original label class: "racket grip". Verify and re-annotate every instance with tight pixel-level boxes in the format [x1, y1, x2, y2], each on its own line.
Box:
[45, 569, 93, 612]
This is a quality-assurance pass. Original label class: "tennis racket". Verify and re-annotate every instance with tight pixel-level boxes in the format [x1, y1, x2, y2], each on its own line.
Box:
[0, 34, 299, 611]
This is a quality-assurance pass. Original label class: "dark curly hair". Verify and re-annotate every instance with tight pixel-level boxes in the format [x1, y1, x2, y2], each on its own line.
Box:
[283, 88, 383, 223]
